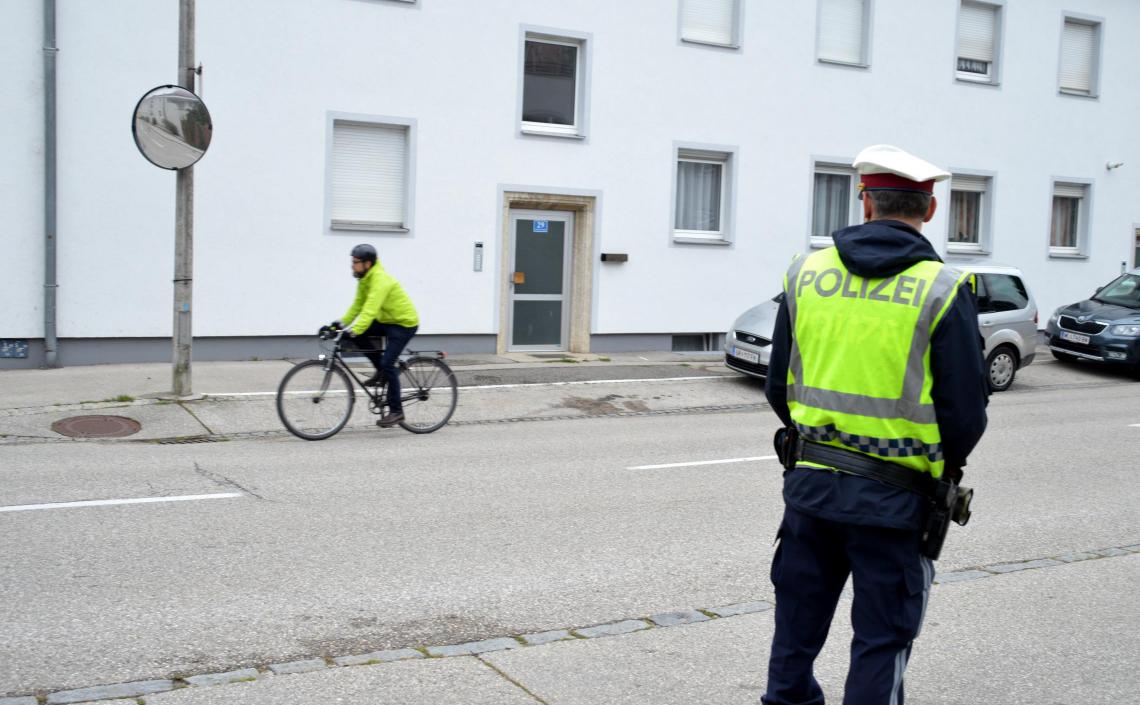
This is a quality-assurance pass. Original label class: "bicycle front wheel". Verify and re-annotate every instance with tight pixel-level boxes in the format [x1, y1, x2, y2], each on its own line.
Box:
[276, 360, 355, 440]
[397, 357, 458, 434]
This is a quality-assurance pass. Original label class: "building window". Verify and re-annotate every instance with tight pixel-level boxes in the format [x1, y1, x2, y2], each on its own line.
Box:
[674, 147, 734, 243]
[948, 174, 991, 252]
[1050, 182, 1089, 256]
[811, 165, 858, 247]
[957, 1, 1000, 83]
[330, 119, 411, 232]
[521, 33, 587, 137]
[817, 0, 869, 66]
[1059, 17, 1101, 96]
[680, 0, 740, 48]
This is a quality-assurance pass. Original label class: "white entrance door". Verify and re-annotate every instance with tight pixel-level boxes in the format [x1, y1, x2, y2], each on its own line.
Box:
[508, 210, 573, 351]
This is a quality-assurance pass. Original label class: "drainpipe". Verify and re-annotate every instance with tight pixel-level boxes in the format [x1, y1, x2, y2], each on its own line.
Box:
[43, 0, 59, 367]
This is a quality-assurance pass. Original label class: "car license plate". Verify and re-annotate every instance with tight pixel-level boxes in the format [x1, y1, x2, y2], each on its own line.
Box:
[1059, 331, 1090, 345]
[732, 347, 760, 364]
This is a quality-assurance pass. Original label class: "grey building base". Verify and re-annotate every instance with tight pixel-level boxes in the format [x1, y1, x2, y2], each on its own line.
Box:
[0, 333, 731, 368]
[0, 335, 498, 369]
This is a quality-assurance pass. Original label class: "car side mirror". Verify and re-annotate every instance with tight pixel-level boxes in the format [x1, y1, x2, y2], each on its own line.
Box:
[1095, 286, 1104, 294]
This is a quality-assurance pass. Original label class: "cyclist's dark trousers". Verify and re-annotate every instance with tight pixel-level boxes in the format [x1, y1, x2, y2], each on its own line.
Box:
[763, 506, 933, 705]
[355, 322, 417, 413]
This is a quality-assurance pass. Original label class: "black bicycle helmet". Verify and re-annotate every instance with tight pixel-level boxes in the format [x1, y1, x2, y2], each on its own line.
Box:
[351, 243, 377, 263]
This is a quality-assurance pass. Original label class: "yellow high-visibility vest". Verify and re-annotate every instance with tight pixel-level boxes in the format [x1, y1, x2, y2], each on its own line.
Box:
[784, 247, 973, 479]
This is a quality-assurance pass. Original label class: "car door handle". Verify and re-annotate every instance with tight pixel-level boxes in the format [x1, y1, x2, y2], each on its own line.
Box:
[981, 320, 995, 326]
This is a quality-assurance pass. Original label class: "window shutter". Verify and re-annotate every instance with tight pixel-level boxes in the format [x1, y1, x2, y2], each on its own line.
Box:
[952, 175, 988, 192]
[958, 2, 995, 62]
[681, 0, 735, 46]
[818, 0, 865, 64]
[1059, 20, 1095, 92]
[332, 122, 407, 226]
[1053, 183, 1086, 199]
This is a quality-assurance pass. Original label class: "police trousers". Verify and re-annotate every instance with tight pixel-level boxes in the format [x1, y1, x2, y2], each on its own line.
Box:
[762, 506, 934, 705]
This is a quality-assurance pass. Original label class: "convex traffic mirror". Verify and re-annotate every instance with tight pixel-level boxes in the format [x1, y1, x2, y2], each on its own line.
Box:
[131, 85, 212, 170]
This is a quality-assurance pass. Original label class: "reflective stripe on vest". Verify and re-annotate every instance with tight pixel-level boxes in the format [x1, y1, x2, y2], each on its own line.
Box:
[783, 248, 971, 478]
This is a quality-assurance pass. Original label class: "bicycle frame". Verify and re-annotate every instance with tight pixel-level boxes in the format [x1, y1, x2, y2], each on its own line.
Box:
[317, 329, 447, 410]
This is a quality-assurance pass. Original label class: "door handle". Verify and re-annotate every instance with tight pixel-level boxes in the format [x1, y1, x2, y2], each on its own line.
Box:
[981, 320, 994, 326]
[511, 271, 526, 285]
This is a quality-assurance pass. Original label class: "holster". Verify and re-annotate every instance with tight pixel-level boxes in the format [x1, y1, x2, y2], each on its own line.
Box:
[773, 427, 800, 472]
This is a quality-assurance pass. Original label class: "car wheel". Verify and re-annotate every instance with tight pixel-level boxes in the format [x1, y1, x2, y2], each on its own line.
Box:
[1051, 349, 1078, 363]
[986, 345, 1018, 392]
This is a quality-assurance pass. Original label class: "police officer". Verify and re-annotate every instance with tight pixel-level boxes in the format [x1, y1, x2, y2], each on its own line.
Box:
[761, 145, 989, 705]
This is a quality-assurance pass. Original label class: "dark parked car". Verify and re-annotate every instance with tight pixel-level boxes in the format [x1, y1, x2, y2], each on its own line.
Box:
[1045, 267, 1140, 375]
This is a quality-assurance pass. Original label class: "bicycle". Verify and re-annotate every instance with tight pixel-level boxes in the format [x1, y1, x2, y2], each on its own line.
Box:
[276, 326, 458, 440]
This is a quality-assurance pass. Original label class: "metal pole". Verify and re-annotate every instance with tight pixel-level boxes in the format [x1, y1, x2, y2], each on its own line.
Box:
[43, 0, 59, 368]
[173, 0, 195, 396]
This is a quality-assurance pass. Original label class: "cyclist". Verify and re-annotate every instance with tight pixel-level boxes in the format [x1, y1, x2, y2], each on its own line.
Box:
[332, 244, 419, 427]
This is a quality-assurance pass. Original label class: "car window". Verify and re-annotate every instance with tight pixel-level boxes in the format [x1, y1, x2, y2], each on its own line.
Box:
[979, 274, 1029, 313]
[1096, 274, 1140, 309]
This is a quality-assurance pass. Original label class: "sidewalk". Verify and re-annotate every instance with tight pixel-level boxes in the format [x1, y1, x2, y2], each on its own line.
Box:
[0, 351, 750, 443]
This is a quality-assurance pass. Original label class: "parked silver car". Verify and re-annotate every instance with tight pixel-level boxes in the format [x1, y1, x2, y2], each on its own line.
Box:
[724, 265, 1037, 392]
[966, 264, 1038, 391]
[723, 293, 781, 379]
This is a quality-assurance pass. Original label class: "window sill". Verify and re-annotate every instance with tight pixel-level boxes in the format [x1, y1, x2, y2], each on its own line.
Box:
[956, 74, 999, 87]
[1048, 250, 1089, 260]
[520, 127, 586, 140]
[818, 58, 869, 69]
[809, 237, 832, 249]
[673, 235, 731, 246]
[1058, 88, 1098, 99]
[331, 222, 409, 233]
[680, 37, 740, 50]
[948, 245, 990, 255]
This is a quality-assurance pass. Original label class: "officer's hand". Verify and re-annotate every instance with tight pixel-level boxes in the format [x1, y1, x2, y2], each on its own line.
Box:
[339, 328, 354, 339]
[330, 320, 344, 330]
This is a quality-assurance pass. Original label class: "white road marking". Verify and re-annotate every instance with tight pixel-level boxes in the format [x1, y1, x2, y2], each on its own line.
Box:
[0, 492, 244, 513]
[627, 455, 778, 470]
[207, 375, 738, 396]
[1130, 423, 1140, 428]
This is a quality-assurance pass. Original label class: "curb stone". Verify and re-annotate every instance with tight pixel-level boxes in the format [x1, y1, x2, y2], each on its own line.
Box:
[650, 610, 711, 627]
[45, 680, 175, 704]
[183, 668, 261, 687]
[520, 629, 576, 646]
[426, 637, 522, 657]
[266, 659, 326, 676]
[573, 619, 652, 638]
[934, 570, 990, 584]
[332, 649, 424, 666]
[706, 601, 773, 618]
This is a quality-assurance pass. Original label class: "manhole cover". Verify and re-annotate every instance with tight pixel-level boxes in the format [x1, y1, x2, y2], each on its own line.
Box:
[51, 415, 142, 438]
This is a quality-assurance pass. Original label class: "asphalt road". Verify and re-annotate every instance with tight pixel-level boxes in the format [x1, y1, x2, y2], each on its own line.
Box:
[1, 360, 1138, 698]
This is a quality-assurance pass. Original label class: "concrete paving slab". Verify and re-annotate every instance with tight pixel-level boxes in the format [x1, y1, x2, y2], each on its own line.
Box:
[485, 555, 1139, 705]
[145, 657, 538, 705]
[0, 403, 206, 441]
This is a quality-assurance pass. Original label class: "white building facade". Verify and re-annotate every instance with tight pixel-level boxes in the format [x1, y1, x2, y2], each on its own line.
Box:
[3, 0, 1139, 367]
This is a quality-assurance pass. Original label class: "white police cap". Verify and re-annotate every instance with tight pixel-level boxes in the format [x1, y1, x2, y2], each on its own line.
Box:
[852, 145, 950, 195]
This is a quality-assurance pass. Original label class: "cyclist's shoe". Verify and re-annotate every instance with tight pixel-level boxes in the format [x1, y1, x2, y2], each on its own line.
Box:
[362, 372, 384, 387]
[377, 411, 405, 427]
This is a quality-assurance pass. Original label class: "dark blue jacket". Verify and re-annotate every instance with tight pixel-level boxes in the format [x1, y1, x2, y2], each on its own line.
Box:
[764, 220, 989, 530]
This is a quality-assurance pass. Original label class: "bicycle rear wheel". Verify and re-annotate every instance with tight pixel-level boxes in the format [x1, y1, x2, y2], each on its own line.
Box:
[397, 357, 458, 434]
[276, 360, 355, 440]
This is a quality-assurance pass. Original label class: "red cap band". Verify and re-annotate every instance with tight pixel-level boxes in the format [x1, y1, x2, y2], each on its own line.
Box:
[857, 173, 935, 194]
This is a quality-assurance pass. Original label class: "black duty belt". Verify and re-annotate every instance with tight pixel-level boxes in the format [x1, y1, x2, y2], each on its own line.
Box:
[794, 438, 938, 498]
